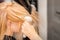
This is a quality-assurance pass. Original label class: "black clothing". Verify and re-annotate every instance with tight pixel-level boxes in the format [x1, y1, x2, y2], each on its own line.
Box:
[14, 0, 32, 14]
[3, 35, 16, 40]
[23, 37, 30, 40]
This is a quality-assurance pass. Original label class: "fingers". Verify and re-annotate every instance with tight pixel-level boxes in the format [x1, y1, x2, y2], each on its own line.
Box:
[22, 21, 42, 40]
[22, 21, 36, 37]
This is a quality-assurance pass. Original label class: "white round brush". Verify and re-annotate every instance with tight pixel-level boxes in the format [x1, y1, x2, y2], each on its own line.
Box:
[24, 16, 32, 23]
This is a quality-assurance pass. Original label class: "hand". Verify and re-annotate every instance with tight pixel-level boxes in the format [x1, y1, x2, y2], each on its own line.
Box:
[22, 21, 42, 40]
[22, 21, 37, 39]
[22, 21, 36, 35]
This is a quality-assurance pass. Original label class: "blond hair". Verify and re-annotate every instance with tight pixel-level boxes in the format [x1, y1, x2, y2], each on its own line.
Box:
[0, 1, 39, 40]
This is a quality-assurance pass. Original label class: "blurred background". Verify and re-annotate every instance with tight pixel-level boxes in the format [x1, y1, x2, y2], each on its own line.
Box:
[48, 0, 60, 40]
